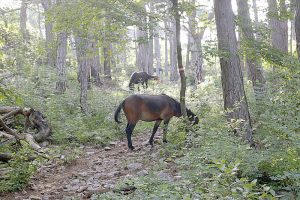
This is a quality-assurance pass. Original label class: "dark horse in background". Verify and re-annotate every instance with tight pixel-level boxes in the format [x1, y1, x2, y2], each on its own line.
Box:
[129, 72, 159, 91]
[114, 94, 199, 150]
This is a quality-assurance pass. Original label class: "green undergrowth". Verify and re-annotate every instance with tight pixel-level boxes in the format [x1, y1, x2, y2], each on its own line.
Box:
[93, 79, 300, 200]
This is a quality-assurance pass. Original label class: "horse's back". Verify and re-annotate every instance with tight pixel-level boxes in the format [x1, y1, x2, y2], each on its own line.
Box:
[123, 94, 179, 122]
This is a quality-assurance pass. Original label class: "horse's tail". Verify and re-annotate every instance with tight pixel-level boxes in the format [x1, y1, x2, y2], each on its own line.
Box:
[114, 100, 125, 123]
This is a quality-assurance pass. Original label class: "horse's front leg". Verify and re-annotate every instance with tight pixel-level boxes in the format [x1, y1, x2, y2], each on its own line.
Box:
[162, 119, 170, 143]
[126, 123, 136, 150]
[149, 120, 162, 146]
[142, 81, 146, 89]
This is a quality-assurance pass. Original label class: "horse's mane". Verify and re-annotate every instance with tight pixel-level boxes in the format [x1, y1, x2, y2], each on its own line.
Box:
[161, 94, 181, 114]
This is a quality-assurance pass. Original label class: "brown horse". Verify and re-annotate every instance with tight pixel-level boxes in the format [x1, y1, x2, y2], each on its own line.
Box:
[129, 72, 159, 91]
[114, 94, 199, 150]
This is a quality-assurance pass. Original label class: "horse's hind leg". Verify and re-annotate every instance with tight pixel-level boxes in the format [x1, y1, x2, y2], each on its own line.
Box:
[162, 119, 170, 143]
[149, 120, 162, 146]
[126, 123, 136, 150]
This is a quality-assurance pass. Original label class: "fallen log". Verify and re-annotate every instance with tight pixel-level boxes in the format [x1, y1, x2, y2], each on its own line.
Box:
[0, 106, 51, 162]
[26, 110, 51, 143]
[0, 153, 36, 163]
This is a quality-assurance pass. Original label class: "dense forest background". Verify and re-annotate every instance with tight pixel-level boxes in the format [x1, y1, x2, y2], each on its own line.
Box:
[0, 0, 300, 199]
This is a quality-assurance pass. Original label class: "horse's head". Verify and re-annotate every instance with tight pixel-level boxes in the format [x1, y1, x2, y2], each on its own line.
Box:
[152, 76, 159, 81]
[186, 109, 199, 125]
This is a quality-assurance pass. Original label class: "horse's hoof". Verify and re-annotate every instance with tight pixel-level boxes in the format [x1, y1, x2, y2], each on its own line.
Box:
[142, 141, 150, 146]
[128, 146, 135, 151]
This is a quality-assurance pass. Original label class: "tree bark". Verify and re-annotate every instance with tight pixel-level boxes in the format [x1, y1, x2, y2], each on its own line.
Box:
[187, 1, 213, 84]
[37, 4, 43, 38]
[90, 40, 102, 86]
[252, 0, 259, 25]
[136, 25, 149, 72]
[55, 32, 67, 94]
[169, 16, 179, 82]
[214, 0, 254, 145]
[267, 0, 288, 53]
[154, 26, 162, 78]
[147, 3, 154, 75]
[172, 0, 186, 117]
[186, 33, 191, 71]
[164, 19, 169, 76]
[20, 0, 28, 41]
[75, 36, 89, 113]
[103, 42, 112, 79]
[296, 0, 300, 60]
[41, 0, 55, 68]
[237, 0, 265, 94]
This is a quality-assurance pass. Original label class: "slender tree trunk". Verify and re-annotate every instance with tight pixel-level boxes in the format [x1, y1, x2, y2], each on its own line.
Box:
[80, 52, 89, 114]
[75, 35, 89, 113]
[296, 0, 300, 60]
[148, 3, 154, 75]
[37, 4, 43, 38]
[186, 33, 191, 71]
[90, 40, 102, 86]
[154, 27, 162, 78]
[252, 0, 259, 25]
[237, 0, 265, 94]
[20, 0, 28, 41]
[103, 42, 111, 79]
[267, 0, 288, 53]
[172, 0, 186, 116]
[148, 33, 154, 75]
[191, 33, 204, 83]
[188, 0, 196, 82]
[164, 19, 169, 76]
[55, 32, 67, 94]
[214, 0, 254, 145]
[41, 0, 55, 68]
[290, 19, 294, 54]
[170, 16, 179, 82]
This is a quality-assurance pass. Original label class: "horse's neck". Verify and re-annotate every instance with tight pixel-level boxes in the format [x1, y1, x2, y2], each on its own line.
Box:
[171, 99, 181, 116]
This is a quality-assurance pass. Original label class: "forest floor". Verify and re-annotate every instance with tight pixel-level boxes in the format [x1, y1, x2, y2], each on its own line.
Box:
[4, 129, 179, 200]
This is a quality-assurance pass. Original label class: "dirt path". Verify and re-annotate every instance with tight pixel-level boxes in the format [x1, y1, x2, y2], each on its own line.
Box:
[5, 130, 175, 200]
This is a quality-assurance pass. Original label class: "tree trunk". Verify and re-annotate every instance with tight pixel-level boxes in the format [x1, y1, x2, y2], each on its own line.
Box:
[55, 32, 67, 94]
[237, 0, 265, 94]
[172, 0, 186, 116]
[148, 33, 154, 75]
[154, 26, 162, 78]
[191, 33, 204, 83]
[20, 0, 28, 41]
[37, 4, 43, 38]
[90, 40, 102, 86]
[147, 3, 154, 75]
[214, 0, 254, 145]
[41, 0, 55, 68]
[80, 57, 89, 114]
[136, 25, 149, 72]
[103, 42, 112, 79]
[186, 33, 191, 71]
[296, 0, 300, 59]
[110, 43, 117, 72]
[267, 0, 288, 53]
[164, 19, 169, 76]
[188, 1, 213, 84]
[170, 17, 179, 82]
[75, 36, 89, 114]
[252, 0, 259, 25]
